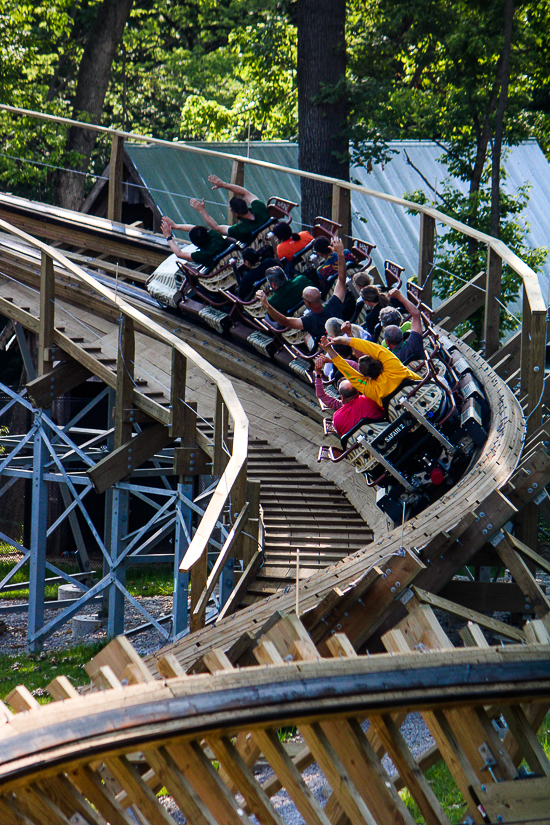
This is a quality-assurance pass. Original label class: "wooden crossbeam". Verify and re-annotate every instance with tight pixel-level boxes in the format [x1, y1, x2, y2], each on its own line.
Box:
[88, 423, 173, 494]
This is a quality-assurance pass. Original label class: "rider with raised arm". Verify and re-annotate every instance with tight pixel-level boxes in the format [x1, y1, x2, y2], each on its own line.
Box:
[189, 174, 270, 244]
[255, 238, 348, 341]
[160, 215, 231, 267]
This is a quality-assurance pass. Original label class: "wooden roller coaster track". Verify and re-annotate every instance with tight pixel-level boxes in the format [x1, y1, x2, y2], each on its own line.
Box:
[0, 107, 549, 822]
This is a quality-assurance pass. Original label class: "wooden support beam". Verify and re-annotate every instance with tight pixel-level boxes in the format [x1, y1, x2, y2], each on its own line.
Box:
[115, 314, 134, 449]
[228, 160, 245, 225]
[432, 270, 485, 331]
[26, 359, 91, 408]
[410, 586, 526, 642]
[217, 549, 263, 622]
[170, 347, 187, 438]
[85, 635, 154, 684]
[371, 713, 450, 825]
[417, 212, 435, 307]
[88, 422, 173, 494]
[38, 250, 55, 377]
[46, 675, 79, 701]
[496, 533, 550, 620]
[192, 502, 250, 627]
[483, 246, 503, 358]
[107, 135, 125, 223]
[331, 184, 351, 238]
[5, 684, 40, 713]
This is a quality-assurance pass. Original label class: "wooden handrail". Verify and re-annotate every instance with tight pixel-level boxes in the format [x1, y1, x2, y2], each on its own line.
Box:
[0, 217, 249, 576]
[0, 104, 545, 314]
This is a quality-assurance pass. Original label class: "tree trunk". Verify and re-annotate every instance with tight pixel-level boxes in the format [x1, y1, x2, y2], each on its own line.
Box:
[491, 0, 515, 239]
[297, 0, 348, 229]
[55, 0, 134, 210]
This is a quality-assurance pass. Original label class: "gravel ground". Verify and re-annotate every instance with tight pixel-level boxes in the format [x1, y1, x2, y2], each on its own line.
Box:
[0, 593, 173, 657]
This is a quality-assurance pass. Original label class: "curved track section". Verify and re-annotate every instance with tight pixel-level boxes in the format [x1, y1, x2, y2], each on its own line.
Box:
[1, 202, 550, 823]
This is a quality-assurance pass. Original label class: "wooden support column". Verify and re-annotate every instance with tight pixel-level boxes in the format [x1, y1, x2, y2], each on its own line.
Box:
[417, 213, 435, 307]
[228, 160, 245, 225]
[115, 314, 134, 448]
[331, 184, 351, 239]
[107, 134, 125, 223]
[108, 313, 134, 638]
[483, 246, 503, 358]
[170, 348, 187, 439]
[526, 306, 546, 437]
[38, 251, 55, 378]
[520, 283, 531, 397]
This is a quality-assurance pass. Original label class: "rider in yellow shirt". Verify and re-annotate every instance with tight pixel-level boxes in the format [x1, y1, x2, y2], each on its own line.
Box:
[320, 336, 422, 407]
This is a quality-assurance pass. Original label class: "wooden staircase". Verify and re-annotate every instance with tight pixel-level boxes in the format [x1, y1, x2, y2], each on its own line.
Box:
[244, 439, 373, 604]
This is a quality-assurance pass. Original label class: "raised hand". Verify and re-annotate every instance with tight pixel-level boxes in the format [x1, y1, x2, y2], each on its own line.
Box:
[161, 216, 175, 231]
[332, 236, 344, 254]
[208, 174, 225, 190]
[190, 198, 205, 212]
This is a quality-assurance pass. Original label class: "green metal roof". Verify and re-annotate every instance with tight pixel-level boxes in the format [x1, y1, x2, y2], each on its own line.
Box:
[125, 140, 302, 229]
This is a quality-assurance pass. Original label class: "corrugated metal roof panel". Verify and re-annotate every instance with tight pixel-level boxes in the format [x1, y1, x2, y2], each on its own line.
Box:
[126, 138, 550, 298]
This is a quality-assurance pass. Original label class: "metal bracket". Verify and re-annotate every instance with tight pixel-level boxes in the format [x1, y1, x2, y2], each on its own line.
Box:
[398, 396, 456, 454]
[357, 435, 414, 491]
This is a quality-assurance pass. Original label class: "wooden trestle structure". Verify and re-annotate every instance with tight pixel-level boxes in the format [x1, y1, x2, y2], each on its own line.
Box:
[0, 106, 550, 822]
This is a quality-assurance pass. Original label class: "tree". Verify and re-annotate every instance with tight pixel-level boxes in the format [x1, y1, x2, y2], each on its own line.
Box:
[297, 0, 348, 227]
[54, 0, 134, 209]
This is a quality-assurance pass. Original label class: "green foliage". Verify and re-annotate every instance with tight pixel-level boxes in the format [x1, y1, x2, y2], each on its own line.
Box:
[405, 155, 548, 345]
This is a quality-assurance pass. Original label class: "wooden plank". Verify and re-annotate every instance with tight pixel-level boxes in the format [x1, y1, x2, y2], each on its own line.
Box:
[170, 348, 187, 439]
[26, 359, 91, 408]
[503, 530, 550, 576]
[332, 184, 351, 238]
[410, 586, 526, 642]
[228, 160, 245, 225]
[38, 250, 55, 377]
[85, 636, 154, 684]
[474, 775, 550, 822]
[70, 765, 136, 825]
[459, 622, 489, 648]
[38, 775, 106, 825]
[5, 685, 40, 713]
[501, 704, 550, 777]
[168, 739, 255, 825]
[88, 422, 173, 494]
[156, 653, 186, 679]
[242, 479, 261, 566]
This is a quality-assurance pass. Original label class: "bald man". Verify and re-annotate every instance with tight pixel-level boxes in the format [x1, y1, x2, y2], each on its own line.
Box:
[256, 237, 348, 340]
[314, 356, 384, 436]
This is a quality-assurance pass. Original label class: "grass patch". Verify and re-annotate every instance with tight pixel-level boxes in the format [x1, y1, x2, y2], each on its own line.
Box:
[0, 560, 175, 600]
[0, 643, 106, 705]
